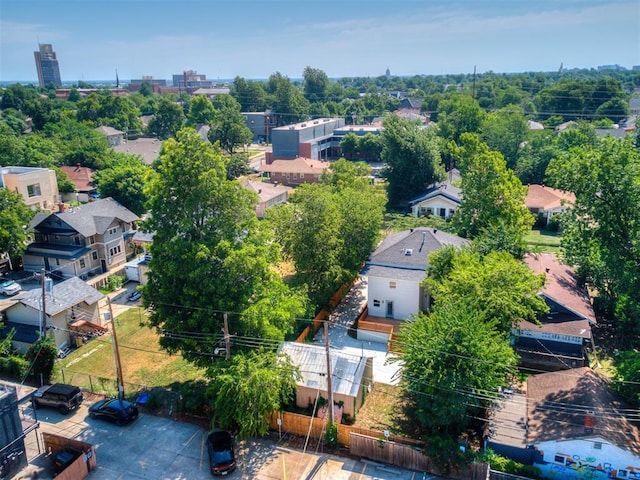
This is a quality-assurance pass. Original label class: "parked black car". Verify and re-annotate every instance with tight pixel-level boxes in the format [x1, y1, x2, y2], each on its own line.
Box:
[32, 383, 83, 414]
[206, 429, 236, 475]
[50, 447, 82, 473]
[88, 398, 138, 425]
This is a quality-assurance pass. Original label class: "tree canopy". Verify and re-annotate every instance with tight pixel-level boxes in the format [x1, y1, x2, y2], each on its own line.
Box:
[143, 128, 309, 367]
[453, 134, 534, 258]
[547, 136, 640, 347]
[425, 247, 548, 334]
[396, 302, 518, 435]
[380, 114, 445, 208]
[93, 154, 150, 215]
[0, 189, 35, 262]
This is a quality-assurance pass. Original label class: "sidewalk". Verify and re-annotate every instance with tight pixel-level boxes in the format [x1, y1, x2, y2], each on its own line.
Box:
[313, 276, 402, 386]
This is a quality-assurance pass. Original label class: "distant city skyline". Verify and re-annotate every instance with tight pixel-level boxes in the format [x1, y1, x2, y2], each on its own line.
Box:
[1, 0, 639, 83]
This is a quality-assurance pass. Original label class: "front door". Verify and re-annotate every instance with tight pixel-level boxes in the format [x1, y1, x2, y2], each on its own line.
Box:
[386, 301, 394, 318]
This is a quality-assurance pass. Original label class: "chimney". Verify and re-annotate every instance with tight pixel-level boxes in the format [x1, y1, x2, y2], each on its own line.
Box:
[433, 228, 437, 234]
[258, 189, 262, 194]
[584, 410, 595, 433]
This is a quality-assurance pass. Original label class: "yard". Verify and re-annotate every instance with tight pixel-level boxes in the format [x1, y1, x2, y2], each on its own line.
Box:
[524, 228, 562, 253]
[354, 383, 411, 435]
[53, 307, 205, 393]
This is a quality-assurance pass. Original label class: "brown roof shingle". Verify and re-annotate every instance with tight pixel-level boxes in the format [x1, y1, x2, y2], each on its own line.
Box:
[525, 185, 575, 211]
[527, 368, 640, 454]
[259, 157, 330, 175]
[59, 165, 97, 192]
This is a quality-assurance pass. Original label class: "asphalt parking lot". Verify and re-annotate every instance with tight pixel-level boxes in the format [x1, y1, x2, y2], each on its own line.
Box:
[15, 394, 427, 480]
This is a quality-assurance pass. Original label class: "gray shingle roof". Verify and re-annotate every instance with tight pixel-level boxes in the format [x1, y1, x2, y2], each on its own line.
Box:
[278, 342, 369, 398]
[29, 198, 139, 237]
[17, 276, 104, 316]
[367, 227, 468, 271]
[409, 169, 462, 206]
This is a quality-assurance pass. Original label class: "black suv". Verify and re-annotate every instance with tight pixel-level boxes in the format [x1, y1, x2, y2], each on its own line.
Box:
[32, 384, 83, 414]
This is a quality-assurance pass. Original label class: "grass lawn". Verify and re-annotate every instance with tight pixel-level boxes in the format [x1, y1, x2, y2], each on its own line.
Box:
[525, 229, 562, 253]
[354, 383, 410, 435]
[53, 307, 205, 392]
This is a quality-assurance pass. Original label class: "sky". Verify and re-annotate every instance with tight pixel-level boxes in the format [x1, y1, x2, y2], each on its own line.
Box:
[1, 0, 639, 83]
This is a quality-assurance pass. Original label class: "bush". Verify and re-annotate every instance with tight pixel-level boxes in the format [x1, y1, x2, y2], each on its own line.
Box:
[104, 274, 125, 292]
[0, 355, 29, 378]
[477, 449, 543, 479]
[325, 422, 338, 447]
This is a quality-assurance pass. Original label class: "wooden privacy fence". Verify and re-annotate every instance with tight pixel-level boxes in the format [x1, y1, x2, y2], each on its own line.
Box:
[42, 432, 96, 480]
[270, 411, 423, 449]
[350, 434, 489, 480]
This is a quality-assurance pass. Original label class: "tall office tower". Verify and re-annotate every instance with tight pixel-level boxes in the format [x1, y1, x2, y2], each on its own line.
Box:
[34, 43, 62, 87]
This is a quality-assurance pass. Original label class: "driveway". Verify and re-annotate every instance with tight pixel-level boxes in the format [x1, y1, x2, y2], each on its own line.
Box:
[313, 276, 403, 386]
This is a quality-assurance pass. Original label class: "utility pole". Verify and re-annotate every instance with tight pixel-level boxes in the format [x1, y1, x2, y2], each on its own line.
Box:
[324, 320, 334, 426]
[107, 298, 125, 401]
[472, 65, 477, 100]
[223, 312, 231, 361]
[40, 268, 46, 338]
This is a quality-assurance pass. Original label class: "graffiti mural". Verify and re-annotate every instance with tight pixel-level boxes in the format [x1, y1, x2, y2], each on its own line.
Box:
[536, 453, 640, 480]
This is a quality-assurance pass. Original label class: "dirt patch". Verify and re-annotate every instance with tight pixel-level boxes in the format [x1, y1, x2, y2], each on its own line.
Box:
[353, 383, 410, 435]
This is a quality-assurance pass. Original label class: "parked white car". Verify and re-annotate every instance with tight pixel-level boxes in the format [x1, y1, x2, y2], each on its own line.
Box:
[0, 279, 21, 296]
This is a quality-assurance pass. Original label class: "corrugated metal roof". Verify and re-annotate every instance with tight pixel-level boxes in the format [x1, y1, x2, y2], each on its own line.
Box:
[278, 342, 369, 398]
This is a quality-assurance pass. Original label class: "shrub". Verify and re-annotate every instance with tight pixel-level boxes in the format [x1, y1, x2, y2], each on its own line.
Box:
[0, 355, 29, 378]
[325, 422, 338, 447]
[104, 274, 125, 292]
[477, 449, 543, 479]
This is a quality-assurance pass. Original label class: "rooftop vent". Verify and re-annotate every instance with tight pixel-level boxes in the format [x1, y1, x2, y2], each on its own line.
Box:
[405, 249, 413, 256]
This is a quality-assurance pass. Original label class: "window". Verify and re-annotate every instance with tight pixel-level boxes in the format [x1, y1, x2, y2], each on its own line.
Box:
[79, 258, 86, 269]
[554, 455, 565, 465]
[300, 173, 304, 179]
[109, 245, 122, 256]
[373, 299, 381, 307]
[92, 251, 98, 261]
[593, 442, 602, 450]
[425, 208, 433, 216]
[90, 236, 95, 245]
[389, 281, 396, 289]
[618, 470, 628, 478]
[27, 183, 41, 197]
[108, 227, 119, 235]
[439, 208, 446, 218]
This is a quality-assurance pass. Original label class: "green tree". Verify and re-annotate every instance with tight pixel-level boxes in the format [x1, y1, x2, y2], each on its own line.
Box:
[147, 97, 185, 139]
[380, 114, 445, 208]
[269, 160, 384, 307]
[266, 72, 309, 125]
[231, 76, 267, 112]
[480, 105, 529, 170]
[303, 66, 329, 103]
[186, 95, 216, 126]
[268, 184, 345, 307]
[396, 302, 518, 434]
[613, 350, 640, 407]
[208, 350, 300, 438]
[44, 119, 113, 169]
[453, 134, 534, 258]
[139, 82, 153, 97]
[0, 189, 35, 263]
[208, 95, 253, 154]
[339, 132, 359, 160]
[437, 94, 486, 144]
[226, 152, 251, 180]
[25, 336, 58, 384]
[93, 155, 150, 215]
[143, 128, 307, 367]
[425, 248, 548, 334]
[547, 137, 640, 347]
